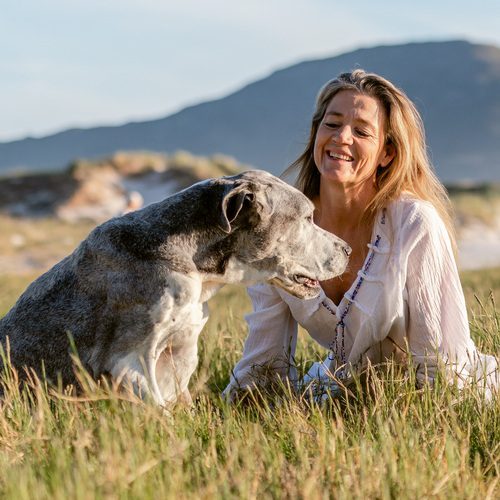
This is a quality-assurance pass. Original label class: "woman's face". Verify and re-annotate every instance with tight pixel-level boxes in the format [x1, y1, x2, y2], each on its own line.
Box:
[313, 89, 394, 190]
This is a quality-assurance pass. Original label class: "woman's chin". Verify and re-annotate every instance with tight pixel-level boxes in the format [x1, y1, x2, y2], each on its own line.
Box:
[318, 169, 351, 186]
[318, 168, 377, 192]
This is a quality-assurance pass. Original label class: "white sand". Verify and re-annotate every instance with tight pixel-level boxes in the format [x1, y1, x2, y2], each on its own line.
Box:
[457, 224, 500, 270]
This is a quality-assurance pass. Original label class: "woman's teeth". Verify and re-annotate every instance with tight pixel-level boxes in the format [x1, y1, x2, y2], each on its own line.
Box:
[328, 152, 353, 161]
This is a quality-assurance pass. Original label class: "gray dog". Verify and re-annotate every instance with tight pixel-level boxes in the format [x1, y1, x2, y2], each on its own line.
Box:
[0, 170, 350, 405]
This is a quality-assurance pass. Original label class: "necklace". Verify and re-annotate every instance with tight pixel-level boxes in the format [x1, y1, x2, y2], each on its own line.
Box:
[321, 209, 385, 378]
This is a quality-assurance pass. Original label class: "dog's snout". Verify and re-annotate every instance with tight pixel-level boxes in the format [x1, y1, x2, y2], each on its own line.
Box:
[333, 237, 351, 259]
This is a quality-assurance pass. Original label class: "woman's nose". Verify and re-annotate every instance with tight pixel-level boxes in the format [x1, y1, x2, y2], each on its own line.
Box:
[333, 125, 353, 144]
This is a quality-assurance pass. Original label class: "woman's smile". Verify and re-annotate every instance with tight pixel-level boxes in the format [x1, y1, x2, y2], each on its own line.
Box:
[326, 150, 354, 162]
[313, 89, 394, 188]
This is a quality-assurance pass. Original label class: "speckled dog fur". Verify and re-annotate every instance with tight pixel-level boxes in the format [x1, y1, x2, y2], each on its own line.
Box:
[0, 170, 349, 405]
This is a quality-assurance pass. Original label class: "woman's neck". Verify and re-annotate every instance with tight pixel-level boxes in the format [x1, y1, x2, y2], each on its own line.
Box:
[313, 179, 377, 236]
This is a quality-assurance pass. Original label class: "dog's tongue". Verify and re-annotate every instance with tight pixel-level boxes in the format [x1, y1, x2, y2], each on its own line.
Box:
[295, 275, 319, 288]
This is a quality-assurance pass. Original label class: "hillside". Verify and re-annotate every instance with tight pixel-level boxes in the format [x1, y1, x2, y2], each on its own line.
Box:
[1, 40, 500, 182]
[0, 151, 244, 223]
[0, 151, 499, 271]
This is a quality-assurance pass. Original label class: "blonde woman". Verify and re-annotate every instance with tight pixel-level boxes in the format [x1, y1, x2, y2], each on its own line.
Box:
[224, 70, 498, 400]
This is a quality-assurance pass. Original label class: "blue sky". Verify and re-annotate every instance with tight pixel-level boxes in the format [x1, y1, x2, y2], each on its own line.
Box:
[1, 0, 499, 141]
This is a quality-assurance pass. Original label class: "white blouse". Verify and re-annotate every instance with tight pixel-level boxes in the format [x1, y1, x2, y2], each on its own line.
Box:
[224, 196, 499, 399]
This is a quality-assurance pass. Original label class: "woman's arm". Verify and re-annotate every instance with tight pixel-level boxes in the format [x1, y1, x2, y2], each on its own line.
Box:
[404, 203, 474, 386]
[222, 283, 298, 400]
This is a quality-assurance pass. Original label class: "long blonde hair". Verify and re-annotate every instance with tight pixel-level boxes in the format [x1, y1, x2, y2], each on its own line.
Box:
[285, 69, 456, 251]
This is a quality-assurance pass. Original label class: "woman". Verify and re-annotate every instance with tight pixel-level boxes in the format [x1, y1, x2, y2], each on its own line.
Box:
[223, 69, 498, 401]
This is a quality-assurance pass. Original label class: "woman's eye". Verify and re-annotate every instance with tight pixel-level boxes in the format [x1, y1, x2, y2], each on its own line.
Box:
[325, 122, 340, 129]
[355, 128, 370, 137]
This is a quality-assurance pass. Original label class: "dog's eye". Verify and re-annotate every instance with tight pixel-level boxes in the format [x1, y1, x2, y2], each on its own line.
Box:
[306, 214, 314, 223]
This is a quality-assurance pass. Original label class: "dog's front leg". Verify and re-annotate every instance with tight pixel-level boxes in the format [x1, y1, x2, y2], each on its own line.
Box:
[178, 389, 193, 406]
[109, 352, 164, 405]
[154, 342, 198, 405]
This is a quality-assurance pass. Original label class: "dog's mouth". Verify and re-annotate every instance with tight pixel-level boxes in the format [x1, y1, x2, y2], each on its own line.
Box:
[270, 274, 321, 298]
[293, 274, 319, 288]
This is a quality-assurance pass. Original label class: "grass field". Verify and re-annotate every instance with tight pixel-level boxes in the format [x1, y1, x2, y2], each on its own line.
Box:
[0, 217, 498, 499]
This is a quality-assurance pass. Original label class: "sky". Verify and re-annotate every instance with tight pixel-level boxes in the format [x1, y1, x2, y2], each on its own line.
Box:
[1, 0, 499, 142]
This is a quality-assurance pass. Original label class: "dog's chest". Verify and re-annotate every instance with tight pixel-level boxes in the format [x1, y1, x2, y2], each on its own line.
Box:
[148, 284, 209, 356]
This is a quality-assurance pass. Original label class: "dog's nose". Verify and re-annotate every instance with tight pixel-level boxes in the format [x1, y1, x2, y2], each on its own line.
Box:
[343, 245, 352, 257]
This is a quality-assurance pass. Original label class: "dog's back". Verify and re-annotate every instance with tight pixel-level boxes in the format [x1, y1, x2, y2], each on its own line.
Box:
[0, 244, 105, 386]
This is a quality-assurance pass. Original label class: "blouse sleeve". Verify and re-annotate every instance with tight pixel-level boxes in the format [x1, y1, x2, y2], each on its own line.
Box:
[403, 203, 474, 386]
[222, 283, 298, 400]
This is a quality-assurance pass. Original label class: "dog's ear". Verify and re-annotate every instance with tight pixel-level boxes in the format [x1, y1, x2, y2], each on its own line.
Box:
[219, 186, 255, 233]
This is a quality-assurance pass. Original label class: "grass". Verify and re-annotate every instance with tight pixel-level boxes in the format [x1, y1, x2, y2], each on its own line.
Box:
[0, 218, 499, 499]
[448, 183, 500, 228]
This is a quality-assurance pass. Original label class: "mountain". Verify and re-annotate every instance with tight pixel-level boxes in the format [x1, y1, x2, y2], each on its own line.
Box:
[1, 40, 499, 182]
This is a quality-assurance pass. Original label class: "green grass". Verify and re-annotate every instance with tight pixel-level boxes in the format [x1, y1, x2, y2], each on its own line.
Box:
[0, 278, 498, 499]
[448, 184, 500, 227]
[0, 218, 499, 499]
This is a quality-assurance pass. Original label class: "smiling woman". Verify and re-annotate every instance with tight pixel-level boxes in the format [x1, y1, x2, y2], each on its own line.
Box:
[223, 69, 499, 402]
[313, 90, 394, 190]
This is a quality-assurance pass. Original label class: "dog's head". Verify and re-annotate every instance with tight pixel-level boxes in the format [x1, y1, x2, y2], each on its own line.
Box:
[210, 170, 350, 299]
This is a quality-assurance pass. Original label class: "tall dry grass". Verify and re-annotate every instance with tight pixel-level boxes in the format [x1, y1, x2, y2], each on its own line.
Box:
[0, 281, 498, 499]
[0, 216, 498, 499]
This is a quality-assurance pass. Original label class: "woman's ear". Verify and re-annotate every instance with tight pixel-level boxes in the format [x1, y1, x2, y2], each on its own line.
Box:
[379, 143, 396, 168]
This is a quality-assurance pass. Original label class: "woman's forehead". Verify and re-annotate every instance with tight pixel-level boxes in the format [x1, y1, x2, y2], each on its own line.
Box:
[325, 90, 386, 126]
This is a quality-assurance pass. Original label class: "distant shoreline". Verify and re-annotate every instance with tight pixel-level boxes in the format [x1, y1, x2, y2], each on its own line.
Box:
[458, 239, 500, 270]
